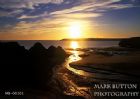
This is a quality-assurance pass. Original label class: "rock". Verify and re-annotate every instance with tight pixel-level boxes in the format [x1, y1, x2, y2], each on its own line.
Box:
[0, 42, 67, 90]
[0, 42, 28, 87]
[119, 37, 140, 49]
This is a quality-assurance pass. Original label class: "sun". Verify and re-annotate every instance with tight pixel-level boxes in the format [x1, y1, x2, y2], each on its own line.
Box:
[69, 22, 82, 38]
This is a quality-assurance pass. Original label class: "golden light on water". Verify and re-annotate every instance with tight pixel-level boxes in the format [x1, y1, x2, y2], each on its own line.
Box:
[69, 50, 81, 62]
[59, 41, 91, 97]
[67, 50, 85, 76]
[71, 41, 79, 49]
[66, 50, 90, 76]
[66, 41, 89, 76]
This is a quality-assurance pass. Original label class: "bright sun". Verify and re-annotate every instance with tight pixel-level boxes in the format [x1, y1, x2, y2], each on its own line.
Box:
[69, 22, 82, 38]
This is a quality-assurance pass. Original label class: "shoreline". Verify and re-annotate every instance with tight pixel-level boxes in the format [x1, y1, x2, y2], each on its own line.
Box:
[68, 47, 140, 82]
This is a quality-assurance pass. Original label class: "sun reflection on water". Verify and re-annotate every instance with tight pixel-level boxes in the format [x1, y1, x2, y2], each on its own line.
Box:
[69, 41, 81, 62]
[63, 41, 90, 98]
[57, 41, 91, 98]
[70, 41, 79, 50]
[65, 41, 88, 76]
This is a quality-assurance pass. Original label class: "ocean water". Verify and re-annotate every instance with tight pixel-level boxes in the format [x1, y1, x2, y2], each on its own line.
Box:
[16, 40, 119, 49]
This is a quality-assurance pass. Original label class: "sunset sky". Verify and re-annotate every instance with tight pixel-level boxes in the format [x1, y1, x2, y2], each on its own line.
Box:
[0, 0, 140, 40]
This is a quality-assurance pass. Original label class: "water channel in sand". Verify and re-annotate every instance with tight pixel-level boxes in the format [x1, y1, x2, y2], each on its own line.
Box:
[54, 41, 91, 98]
[56, 45, 93, 99]
[55, 41, 139, 99]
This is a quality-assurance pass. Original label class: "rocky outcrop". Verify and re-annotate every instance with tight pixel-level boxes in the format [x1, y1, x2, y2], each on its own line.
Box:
[119, 37, 140, 48]
[0, 42, 68, 89]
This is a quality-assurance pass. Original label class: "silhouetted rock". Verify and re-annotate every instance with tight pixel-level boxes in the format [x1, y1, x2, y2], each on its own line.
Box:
[29, 42, 47, 53]
[0, 42, 29, 87]
[0, 42, 86, 99]
[47, 45, 57, 57]
[119, 37, 140, 48]
[0, 42, 68, 89]
[56, 46, 67, 57]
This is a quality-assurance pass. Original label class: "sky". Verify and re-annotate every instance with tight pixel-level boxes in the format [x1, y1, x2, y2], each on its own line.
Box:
[0, 0, 140, 40]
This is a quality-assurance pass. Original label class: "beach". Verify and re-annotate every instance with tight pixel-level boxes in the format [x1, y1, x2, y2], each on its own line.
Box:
[1, 40, 140, 99]
[56, 47, 140, 99]
[70, 48, 140, 76]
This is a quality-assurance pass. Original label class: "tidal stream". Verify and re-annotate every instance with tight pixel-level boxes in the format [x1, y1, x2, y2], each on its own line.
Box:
[56, 50, 92, 99]
[56, 49, 140, 99]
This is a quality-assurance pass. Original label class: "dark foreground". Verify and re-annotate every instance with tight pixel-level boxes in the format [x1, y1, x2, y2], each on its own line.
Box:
[0, 41, 84, 99]
[0, 37, 140, 99]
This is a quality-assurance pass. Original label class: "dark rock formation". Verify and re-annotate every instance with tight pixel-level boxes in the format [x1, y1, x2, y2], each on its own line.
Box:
[119, 37, 140, 48]
[0, 42, 28, 87]
[0, 42, 68, 89]
[0, 42, 86, 99]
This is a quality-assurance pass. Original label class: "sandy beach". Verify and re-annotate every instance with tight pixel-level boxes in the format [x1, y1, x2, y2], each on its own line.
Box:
[70, 49, 140, 78]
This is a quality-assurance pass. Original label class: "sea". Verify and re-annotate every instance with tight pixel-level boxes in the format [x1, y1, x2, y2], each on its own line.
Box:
[12, 40, 120, 49]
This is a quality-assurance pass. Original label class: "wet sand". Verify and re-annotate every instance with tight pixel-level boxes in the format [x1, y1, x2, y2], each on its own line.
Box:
[56, 49, 140, 99]
[70, 50, 140, 79]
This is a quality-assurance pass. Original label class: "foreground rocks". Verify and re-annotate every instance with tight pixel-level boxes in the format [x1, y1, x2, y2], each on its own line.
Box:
[119, 37, 140, 49]
[0, 42, 68, 89]
[0, 42, 86, 99]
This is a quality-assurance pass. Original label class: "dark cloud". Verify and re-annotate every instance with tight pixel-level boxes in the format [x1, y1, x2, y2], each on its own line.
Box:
[0, 0, 64, 9]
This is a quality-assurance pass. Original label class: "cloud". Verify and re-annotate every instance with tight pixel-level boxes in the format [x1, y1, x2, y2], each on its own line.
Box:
[18, 12, 48, 19]
[52, 13, 102, 19]
[0, 0, 137, 19]
[0, 0, 140, 37]
[0, 9, 23, 17]
[0, 0, 64, 9]
[1, 15, 92, 36]
[50, 0, 133, 16]
[0, 11, 11, 17]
